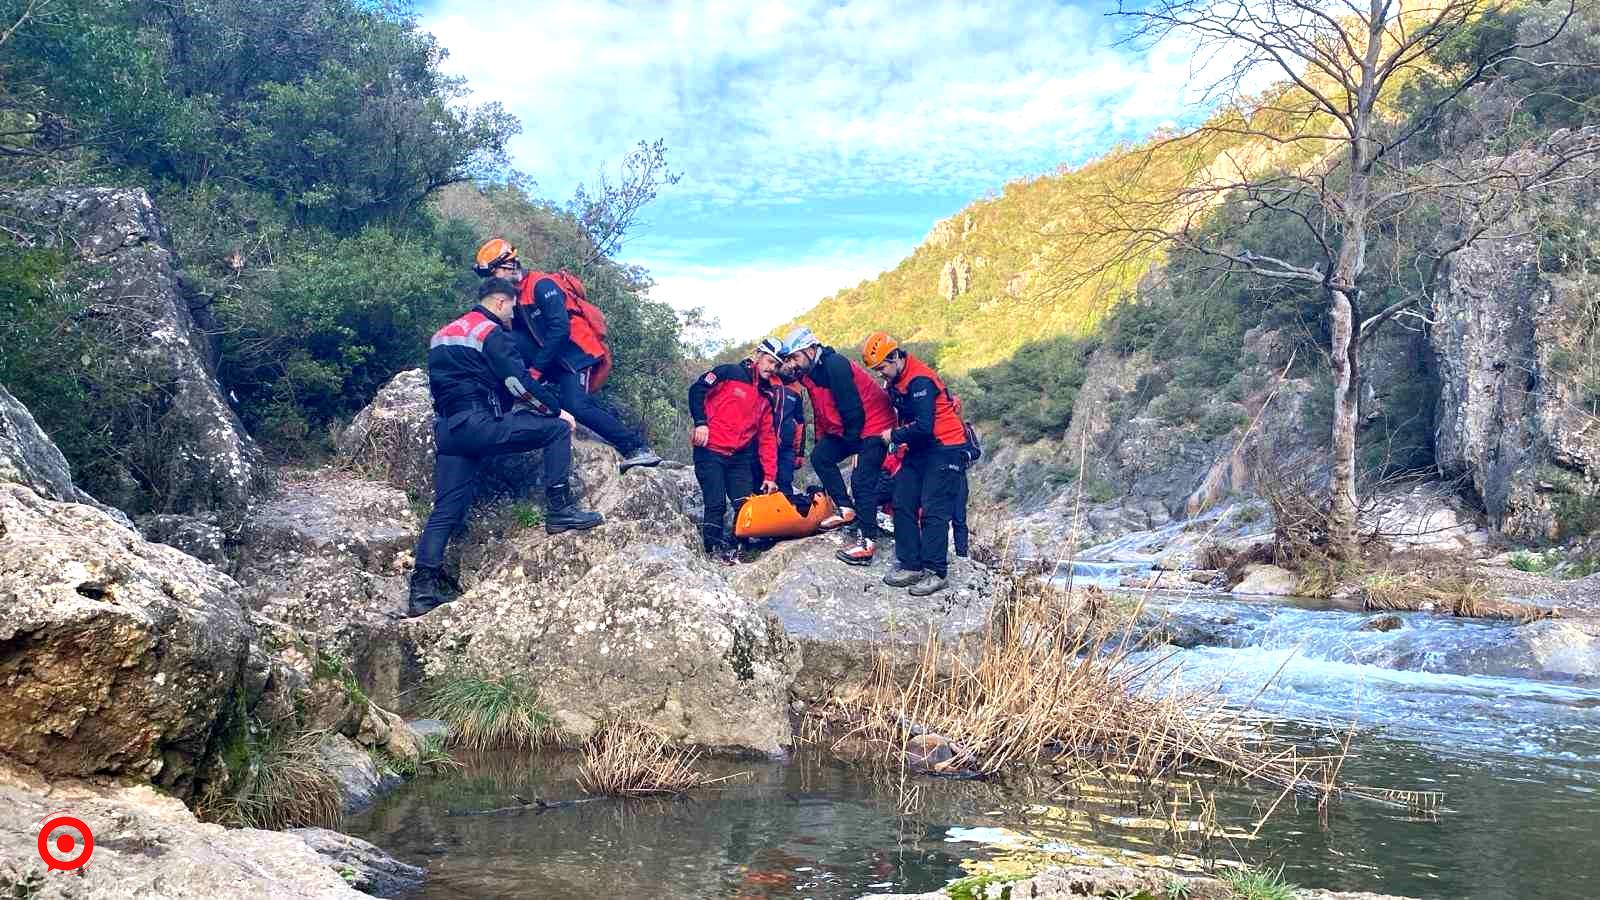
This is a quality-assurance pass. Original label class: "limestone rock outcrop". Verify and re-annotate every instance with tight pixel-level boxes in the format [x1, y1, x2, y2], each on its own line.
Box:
[0, 482, 254, 795]
[0, 187, 261, 516]
[403, 440, 801, 754]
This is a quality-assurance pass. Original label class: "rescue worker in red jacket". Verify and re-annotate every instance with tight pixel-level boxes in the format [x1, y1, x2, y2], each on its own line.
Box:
[407, 278, 602, 618]
[688, 345, 781, 562]
[779, 326, 897, 566]
[864, 332, 968, 596]
[474, 239, 662, 476]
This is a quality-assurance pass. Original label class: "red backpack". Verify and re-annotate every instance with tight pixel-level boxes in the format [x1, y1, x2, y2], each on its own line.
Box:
[519, 270, 614, 393]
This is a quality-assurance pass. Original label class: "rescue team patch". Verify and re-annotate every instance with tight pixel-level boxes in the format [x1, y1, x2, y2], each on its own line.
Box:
[912, 389, 929, 397]
[538, 285, 563, 302]
[703, 372, 718, 384]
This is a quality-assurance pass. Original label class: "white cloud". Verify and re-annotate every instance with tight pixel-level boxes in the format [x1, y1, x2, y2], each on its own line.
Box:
[422, 1, 1232, 205]
[640, 243, 909, 342]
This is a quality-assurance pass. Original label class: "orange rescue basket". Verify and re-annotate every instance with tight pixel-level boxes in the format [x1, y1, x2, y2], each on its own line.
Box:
[734, 490, 837, 540]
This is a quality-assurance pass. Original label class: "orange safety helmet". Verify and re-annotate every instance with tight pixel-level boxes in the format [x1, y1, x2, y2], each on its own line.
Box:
[861, 331, 899, 368]
[473, 238, 519, 276]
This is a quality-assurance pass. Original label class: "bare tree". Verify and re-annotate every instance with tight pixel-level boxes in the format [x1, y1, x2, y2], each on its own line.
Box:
[569, 138, 682, 266]
[1080, 0, 1599, 559]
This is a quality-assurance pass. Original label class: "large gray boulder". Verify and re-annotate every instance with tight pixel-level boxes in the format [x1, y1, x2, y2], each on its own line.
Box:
[404, 440, 801, 754]
[1432, 133, 1600, 540]
[0, 187, 261, 517]
[0, 760, 370, 898]
[0, 482, 254, 796]
[231, 468, 419, 708]
[1, 382, 132, 527]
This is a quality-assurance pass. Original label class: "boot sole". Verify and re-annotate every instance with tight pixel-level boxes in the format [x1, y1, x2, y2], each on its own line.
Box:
[546, 519, 604, 535]
[837, 554, 875, 566]
[618, 460, 664, 475]
[908, 583, 948, 596]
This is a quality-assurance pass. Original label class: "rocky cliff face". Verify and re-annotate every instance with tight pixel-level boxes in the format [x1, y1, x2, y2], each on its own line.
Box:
[0, 187, 261, 517]
[1431, 133, 1600, 540]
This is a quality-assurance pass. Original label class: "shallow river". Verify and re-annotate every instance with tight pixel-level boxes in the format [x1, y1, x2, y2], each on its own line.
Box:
[349, 593, 1600, 900]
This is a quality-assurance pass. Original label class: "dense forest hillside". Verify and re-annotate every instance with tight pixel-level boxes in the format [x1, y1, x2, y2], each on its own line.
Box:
[0, 0, 690, 511]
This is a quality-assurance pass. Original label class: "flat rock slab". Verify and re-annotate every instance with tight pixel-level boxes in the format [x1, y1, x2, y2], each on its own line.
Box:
[0, 761, 366, 898]
[734, 534, 993, 701]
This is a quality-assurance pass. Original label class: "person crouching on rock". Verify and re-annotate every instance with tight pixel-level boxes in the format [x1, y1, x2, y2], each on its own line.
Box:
[863, 332, 968, 597]
[688, 344, 781, 564]
[473, 238, 663, 476]
[779, 326, 897, 567]
[407, 277, 603, 618]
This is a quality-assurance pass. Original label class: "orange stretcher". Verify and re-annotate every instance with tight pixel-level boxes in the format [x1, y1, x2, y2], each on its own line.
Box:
[734, 489, 838, 540]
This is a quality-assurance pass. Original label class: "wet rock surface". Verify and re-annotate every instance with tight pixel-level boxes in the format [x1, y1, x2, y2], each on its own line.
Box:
[861, 864, 1414, 900]
[0, 187, 261, 517]
[289, 827, 426, 898]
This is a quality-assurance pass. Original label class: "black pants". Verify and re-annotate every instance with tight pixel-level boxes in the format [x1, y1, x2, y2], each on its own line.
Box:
[694, 445, 755, 552]
[811, 435, 889, 540]
[415, 409, 572, 569]
[547, 368, 641, 455]
[953, 472, 969, 557]
[891, 446, 966, 578]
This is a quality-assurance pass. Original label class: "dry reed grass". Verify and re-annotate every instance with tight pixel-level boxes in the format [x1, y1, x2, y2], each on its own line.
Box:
[577, 720, 740, 797]
[1360, 569, 1554, 621]
[822, 570, 1439, 815]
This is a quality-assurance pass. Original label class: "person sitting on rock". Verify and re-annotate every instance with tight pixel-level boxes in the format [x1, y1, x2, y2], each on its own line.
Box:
[688, 344, 781, 564]
[408, 277, 603, 618]
[779, 326, 897, 567]
[473, 238, 663, 476]
[863, 331, 969, 597]
[756, 336, 807, 497]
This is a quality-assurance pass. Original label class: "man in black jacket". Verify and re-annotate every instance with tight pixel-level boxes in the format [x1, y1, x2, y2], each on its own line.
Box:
[407, 277, 602, 618]
[474, 238, 662, 476]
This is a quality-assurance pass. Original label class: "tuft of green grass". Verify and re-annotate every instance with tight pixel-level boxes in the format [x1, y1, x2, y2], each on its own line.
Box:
[511, 502, 544, 529]
[200, 728, 342, 830]
[417, 733, 463, 773]
[421, 674, 551, 750]
[1220, 865, 1297, 900]
[1509, 550, 1552, 573]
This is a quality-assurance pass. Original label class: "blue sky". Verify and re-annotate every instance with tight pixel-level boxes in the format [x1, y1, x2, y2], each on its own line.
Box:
[419, 1, 1222, 341]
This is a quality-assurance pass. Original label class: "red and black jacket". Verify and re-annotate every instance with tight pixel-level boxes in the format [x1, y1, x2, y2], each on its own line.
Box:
[799, 345, 896, 441]
[888, 354, 967, 451]
[688, 361, 778, 480]
[427, 306, 562, 418]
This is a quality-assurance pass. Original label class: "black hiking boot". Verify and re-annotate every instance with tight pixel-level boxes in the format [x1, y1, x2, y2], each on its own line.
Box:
[618, 446, 664, 475]
[406, 566, 454, 618]
[544, 482, 603, 534]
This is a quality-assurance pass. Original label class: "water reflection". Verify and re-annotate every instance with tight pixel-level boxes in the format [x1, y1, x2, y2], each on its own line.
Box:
[348, 733, 1600, 900]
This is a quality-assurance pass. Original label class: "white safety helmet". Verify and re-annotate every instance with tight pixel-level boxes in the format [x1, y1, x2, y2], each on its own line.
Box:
[783, 326, 820, 357]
